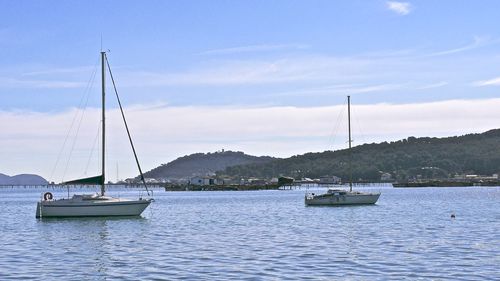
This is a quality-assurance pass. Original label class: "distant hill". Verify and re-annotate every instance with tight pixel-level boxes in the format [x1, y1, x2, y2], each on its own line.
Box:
[0, 173, 48, 185]
[142, 151, 276, 180]
[219, 129, 500, 182]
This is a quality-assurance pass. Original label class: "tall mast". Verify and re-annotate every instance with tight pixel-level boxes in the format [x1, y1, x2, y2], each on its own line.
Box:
[101, 51, 106, 196]
[347, 95, 352, 192]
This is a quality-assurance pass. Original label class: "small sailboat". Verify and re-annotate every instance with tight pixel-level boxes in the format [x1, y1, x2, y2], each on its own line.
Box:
[305, 96, 380, 206]
[36, 52, 153, 218]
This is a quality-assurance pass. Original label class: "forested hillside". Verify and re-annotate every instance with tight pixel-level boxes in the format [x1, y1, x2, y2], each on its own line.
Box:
[142, 151, 276, 180]
[220, 129, 500, 181]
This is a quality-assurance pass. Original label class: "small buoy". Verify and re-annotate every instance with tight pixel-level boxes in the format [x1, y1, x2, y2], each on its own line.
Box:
[451, 214, 456, 219]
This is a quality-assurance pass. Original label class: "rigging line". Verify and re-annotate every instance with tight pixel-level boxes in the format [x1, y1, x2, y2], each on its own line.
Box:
[105, 55, 150, 196]
[61, 61, 99, 182]
[49, 107, 82, 183]
[351, 104, 368, 146]
[329, 102, 346, 150]
[50, 57, 100, 182]
[84, 123, 101, 175]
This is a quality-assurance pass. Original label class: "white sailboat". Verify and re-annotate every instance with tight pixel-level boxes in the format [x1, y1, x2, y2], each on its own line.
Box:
[305, 96, 380, 206]
[36, 52, 153, 218]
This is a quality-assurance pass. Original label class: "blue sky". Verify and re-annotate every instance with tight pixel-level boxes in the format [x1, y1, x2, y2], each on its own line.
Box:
[1, 1, 500, 180]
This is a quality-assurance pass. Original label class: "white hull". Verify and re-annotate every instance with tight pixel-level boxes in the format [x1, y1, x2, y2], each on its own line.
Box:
[305, 190, 380, 206]
[36, 194, 152, 218]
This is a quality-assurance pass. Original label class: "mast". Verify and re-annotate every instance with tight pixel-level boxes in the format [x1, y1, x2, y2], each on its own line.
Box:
[101, 51, 106, 196]
[348, 95, 352, 192]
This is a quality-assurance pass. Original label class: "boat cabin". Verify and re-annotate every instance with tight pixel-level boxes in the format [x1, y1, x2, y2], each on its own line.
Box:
[326, 189, 348, 196]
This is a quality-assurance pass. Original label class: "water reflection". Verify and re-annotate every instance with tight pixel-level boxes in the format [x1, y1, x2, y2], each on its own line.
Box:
[36, 216, 147, 280]
[37, 216, 146, 223]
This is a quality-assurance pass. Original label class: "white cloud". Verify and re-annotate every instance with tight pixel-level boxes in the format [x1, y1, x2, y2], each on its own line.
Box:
[1, 98, 500, 181]
[387, 1, 412, 15]
[472, 76, 500, 87]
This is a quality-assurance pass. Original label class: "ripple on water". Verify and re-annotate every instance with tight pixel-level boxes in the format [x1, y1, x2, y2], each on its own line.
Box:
[0, 186, 499, 280]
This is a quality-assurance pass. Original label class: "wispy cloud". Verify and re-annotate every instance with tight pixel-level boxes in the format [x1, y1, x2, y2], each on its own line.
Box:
[0, 53, 441, 90]
[275, 81, 450, 97]
[22, 65, 98, 77]
[0, 40, 495, 92]
[0, 77, 85, 89]
[426, 36, 492, 57]
[273, 83, 402, 97]
[0, 64, 98, 89]
[197, 43, 309, 55]
[355, 48, 418, 59]
[472, 76, 500, 87]
[118, 56, 374, 86]
[386, 1, 412, 15]
[93, 47, 496, 90]
[416, 81, 448, 90]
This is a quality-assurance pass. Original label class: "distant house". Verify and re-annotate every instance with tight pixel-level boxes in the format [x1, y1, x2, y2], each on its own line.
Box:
[277, 176, 294, 186]
[190, 176, 216, 186]
[319, 176, 341, 184]
[380, 173, 392, 181]
[218, 177, 239, 185]
[249, 179, 267, 185]
[301, 177, 315, 183]
[145, 178, 159, 184]
[155, 178, 171, 184]
[124, 178, 137, 184]
[237, 178, 268, 185]
[453, 174, 498, 182]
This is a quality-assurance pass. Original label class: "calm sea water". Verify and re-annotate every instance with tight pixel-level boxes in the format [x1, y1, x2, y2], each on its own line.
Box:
[0, 185, 498, 280]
